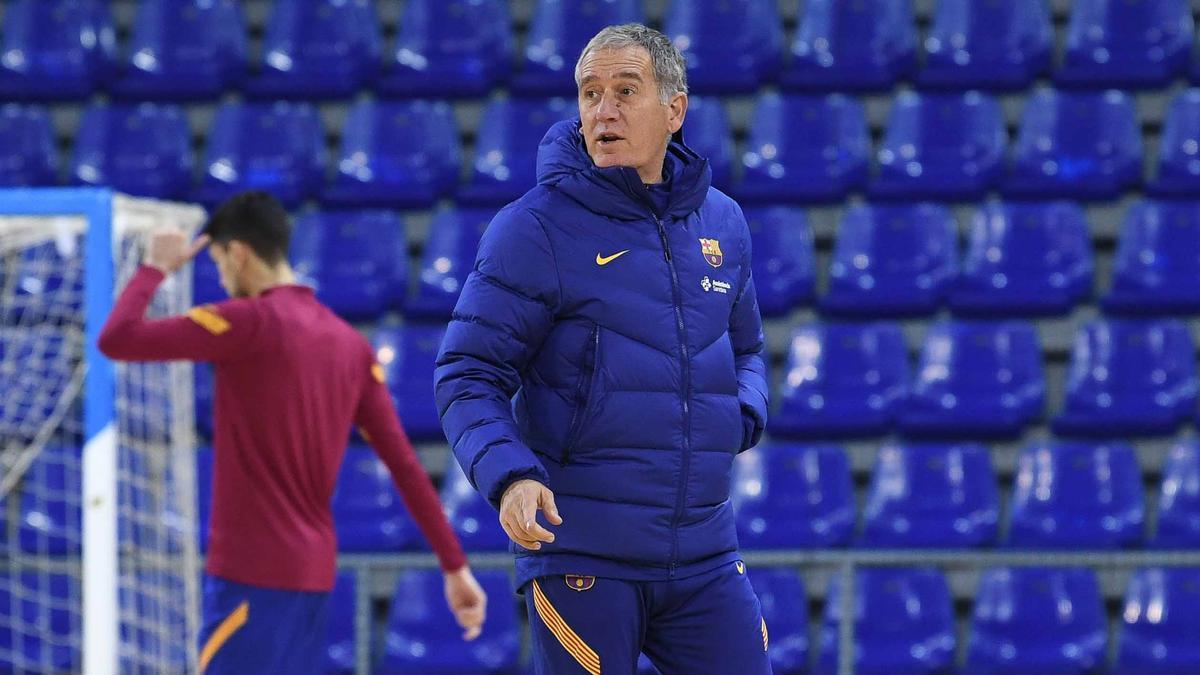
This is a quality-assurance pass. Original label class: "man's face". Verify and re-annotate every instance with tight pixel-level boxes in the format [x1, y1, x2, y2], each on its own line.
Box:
[208, 242, 245, 299]
[577, 46, 686, 179]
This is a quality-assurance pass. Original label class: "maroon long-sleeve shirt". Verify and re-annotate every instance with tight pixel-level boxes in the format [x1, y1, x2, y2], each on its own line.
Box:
[98, 265, 466, 592]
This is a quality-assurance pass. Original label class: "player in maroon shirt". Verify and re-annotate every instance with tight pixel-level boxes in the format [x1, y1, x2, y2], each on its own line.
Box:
[98, 191, 485, 673]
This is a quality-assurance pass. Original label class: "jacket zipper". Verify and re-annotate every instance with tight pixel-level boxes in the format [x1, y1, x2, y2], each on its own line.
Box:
[561, 325, 600, 464]
[655, 215, 691, 579]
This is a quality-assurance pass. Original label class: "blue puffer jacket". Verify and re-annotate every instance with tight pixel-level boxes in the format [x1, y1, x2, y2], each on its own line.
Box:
[435, 118, 768, 589]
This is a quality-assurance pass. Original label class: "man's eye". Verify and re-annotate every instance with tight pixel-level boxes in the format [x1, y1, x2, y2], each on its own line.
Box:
[622, 88, 634, 96]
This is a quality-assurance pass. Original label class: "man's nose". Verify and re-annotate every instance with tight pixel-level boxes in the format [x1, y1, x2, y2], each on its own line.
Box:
[596, 91, 620, 120]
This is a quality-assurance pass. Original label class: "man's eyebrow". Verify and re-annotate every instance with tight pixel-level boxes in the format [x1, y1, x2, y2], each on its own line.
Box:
[579, 70, 645, 86]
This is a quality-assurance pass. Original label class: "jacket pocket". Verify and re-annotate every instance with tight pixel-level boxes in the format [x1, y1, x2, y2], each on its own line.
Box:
[562, 324, 601, 464]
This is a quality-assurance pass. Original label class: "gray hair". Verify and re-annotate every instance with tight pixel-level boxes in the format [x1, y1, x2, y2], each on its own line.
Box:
[574, 23, 688, 104]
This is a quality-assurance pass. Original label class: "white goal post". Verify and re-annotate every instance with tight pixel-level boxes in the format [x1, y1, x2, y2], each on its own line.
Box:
[0, 188, 206, 674]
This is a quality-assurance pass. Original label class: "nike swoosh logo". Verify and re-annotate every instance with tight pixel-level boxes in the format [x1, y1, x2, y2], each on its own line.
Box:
[595, 250, 630, 266]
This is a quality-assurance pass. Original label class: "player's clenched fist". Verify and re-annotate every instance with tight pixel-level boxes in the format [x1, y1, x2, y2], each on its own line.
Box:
[145, 225, 209, 275]
[499, 479, 563, 551]
[443, 566, 487, 641]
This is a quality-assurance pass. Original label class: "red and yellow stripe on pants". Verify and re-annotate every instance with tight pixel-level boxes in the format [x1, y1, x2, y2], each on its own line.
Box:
[531, 580, 601, 674]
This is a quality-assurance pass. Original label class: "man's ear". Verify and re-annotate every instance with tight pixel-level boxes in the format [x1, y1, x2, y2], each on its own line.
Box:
[228, 240, 252, 268]
[667, 92, 688, 135]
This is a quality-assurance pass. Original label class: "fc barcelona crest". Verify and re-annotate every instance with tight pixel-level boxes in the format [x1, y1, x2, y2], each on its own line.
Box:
[565, 575, 596, 592]
[699, 238, 723, 268]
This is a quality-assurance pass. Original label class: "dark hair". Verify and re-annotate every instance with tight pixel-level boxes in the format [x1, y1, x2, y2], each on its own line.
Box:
[201, 191, 292, 265]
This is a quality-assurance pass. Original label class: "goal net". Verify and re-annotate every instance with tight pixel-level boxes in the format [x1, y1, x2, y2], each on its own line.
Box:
[1, 188, 205, 674]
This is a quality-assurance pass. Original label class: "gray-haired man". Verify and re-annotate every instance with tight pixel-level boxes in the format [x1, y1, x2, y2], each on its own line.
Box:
[436, 22, 772, 675]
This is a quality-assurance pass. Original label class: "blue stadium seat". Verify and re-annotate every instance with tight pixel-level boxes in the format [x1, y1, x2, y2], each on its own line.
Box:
[1104, 200, 1200, 313]
[372, 324, 447, 442]
[195, 446, 212, 553]
[290, 210, 408, 321]
[440, 455, 509, 551]
[1058, 0, 1193, 88]
[683, 96, 733, 190]
[194, 363, 213, 440]
[0, 573, 80, 671]
[663, 0, 782, 94]
[1005, 89, 1143, 199]
[111, 0, 246, 100]
[918, 0, 1052, 90]
[731, 444, 855, 548]
[743, 206, 815, 317]
[70, 103, 192, 200]
[1008, 441, 1145, 549]
[1156, 441, 1200, 548]
[750, 568, 808, 675]
[967, 567, 1107, 673]
[194, 102, 325, 208]
[735, 93, 869, 204]
[0, 104, 57, 186]
[951, 201, 1094, 316]
[770, 323, 908, 438]
[381, 569, 518, 673]
[899, 320, 1045, 438]
[17, 446, 81, 555]
[861, 442, 999, 548]
[244, 0, 380, 99]
[784, 0, 916, 91]
[822, 203, 958, 316]
[459, 98, 572, 205]
[871, 91, 1006, 200]
[0, 0, 115, 101]
[408, 208, 492, 321]
[324, 100, 459, 208]
[325, 571, 356, 674]
[1118, 567, 1200, 673]
[119, 573, 189, 672]
[192, 252, 225, 307]
[817, 568, 955, 675]
[377, 0, 511, 98]
[333, 445, 416, 552]
[513, 0, 644, 95]
[1054, 319, 1197, 436]
[1150, 89, 1200, 195]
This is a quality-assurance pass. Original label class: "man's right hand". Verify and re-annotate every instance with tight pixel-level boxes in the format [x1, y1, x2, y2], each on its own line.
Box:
[499, 479, 563, 551]
[145, 226, 209, 276]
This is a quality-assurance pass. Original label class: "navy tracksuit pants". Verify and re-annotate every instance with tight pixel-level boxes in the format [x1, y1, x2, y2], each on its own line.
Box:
[524, 559, 773, 675]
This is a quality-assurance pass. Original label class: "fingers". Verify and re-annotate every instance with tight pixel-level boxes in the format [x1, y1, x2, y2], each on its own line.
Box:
[185, 234, 211, 261]
[499, 511, 543, 551]
[456, 605, 485, 641]
[540, 487, 563, 526]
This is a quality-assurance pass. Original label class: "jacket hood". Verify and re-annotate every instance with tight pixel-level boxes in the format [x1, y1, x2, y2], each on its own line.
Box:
[535, 117, 712, 221]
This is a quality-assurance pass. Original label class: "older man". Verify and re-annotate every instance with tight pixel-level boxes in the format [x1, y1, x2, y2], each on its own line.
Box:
[436, 23, 770, 675]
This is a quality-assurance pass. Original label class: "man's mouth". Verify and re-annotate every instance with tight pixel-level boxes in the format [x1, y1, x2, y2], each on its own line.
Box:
[596, 133, 624, 147]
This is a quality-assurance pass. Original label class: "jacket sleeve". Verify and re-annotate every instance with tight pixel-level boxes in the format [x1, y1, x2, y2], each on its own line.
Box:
[730, 206, 769, 452]
[434, 205, 558, 509]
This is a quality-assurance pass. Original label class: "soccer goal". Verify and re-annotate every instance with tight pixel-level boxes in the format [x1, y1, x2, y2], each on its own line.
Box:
[1, 188, 206, 674]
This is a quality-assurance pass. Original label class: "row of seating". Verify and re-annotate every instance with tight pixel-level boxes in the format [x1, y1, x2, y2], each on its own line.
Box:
[1, 0, 1196, 101]
[178, 198, 1200, 321]
[192, 315, 1200, 445]
[6, 196, 1197, 333]
[777, 317, 1200, 439]
[7, 87, 1200, 205]
[192, 438, 1200, 556]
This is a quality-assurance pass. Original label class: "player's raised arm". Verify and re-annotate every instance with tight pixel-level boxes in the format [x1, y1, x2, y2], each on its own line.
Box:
[353, 353, 486, 640]
[97, 225, 269, 363]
